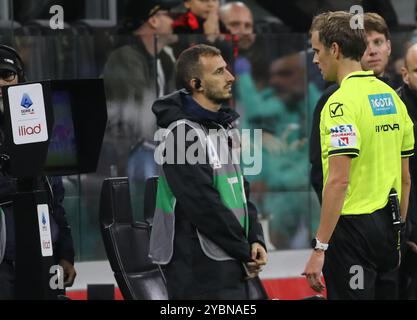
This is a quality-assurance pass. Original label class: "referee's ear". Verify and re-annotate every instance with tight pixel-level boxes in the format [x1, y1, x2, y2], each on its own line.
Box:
[330, 42, 340, 58]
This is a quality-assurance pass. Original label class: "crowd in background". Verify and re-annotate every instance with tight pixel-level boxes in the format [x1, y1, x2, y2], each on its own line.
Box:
[1, 0, 416, 265]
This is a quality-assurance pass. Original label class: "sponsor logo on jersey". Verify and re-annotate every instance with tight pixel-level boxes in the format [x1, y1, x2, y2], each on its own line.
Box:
[330, 124, 357, 148]
[368, 93, 397, 116]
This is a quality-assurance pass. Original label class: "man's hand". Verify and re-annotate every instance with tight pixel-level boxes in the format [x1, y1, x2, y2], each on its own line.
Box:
[302, 250, 325, 293]
[244, 243, 268, 278]
[59, 259, 77, 288]
[251, 242, 267, 267]
[204, 5, 220, 42]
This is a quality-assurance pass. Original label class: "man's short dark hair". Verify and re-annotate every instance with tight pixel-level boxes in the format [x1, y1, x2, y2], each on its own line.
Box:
[364, 12, 390, 40]
[310, 11, 367, 61]
[175, 44, 221, 91]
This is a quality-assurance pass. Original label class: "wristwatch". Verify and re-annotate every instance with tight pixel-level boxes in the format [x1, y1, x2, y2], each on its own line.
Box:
[311, 238, 329, 251]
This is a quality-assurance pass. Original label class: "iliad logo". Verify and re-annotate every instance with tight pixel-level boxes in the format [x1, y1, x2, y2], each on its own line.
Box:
[18, 124, 42, 136]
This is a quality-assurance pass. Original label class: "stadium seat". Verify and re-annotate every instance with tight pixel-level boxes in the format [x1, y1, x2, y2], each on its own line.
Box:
[99, 177, 168, 300]
[99, 176, 269, 300]
[143, 176, 158, 226]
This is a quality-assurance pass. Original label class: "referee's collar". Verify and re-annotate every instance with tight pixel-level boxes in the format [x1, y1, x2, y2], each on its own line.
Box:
[341, 70, 375, 86]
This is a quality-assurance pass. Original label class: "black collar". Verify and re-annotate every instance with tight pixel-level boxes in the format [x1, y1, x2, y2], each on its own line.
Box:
[346, 73, 376, 79]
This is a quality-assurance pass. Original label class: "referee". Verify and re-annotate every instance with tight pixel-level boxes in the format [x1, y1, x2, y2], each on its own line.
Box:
[303, 11, 414, 299]
[310, 12, 393, 204]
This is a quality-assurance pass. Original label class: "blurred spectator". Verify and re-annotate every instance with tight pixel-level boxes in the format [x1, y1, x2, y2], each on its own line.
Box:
[172, 0, 232, 59]
[100, 0, 178, 224]
[236, 47, 321, 249]
[101, 0, 178, 177]
[220, 2, 319, 249]
[219, 1, 255, 50]
[221, 7, 316, 252]
[219, 1, 267, 85]
[173, 0, 225, 36]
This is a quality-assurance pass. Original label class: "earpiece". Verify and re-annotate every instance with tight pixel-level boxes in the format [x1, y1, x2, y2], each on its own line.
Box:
[194, 78, 202, 90]
[0, 44, 25, 82]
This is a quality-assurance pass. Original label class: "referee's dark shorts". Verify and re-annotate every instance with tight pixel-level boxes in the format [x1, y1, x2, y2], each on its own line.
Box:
[323, 203, 400, 299]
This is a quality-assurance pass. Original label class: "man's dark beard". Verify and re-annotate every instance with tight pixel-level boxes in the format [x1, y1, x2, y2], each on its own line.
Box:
[206, 87, 233, 105]
[208, 95, 231, 105]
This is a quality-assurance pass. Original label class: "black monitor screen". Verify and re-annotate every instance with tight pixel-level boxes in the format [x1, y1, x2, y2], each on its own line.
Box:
[44, 90, 78, 171]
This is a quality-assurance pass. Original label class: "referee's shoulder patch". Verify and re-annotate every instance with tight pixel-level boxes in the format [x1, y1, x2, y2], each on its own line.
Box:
[329, 102, 344, 118]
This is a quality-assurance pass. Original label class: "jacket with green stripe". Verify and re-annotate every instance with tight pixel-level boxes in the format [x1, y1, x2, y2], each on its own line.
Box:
[149, 90, 265, 265]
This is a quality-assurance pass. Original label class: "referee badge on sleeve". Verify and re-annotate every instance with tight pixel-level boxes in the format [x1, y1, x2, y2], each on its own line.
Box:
[329, 102, 343, 118]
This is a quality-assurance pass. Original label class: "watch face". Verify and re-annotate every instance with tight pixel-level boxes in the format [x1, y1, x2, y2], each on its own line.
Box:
[311, 238, 317, 249]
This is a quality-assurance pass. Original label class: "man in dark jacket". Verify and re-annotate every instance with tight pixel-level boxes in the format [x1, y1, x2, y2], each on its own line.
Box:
[149, 44, 267, 299]
[0, 44, 76, 299]
[397, 43, 417, 299]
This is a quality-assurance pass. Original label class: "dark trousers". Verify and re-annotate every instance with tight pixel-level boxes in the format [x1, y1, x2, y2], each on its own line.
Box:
[323, 206, 400, 300]
[0, 260, 15, 299]
[0, 259, 65, 299]
[166, 252, 249, 300]
[399, 244, 417, 299]
[165, 234, 250, 300]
